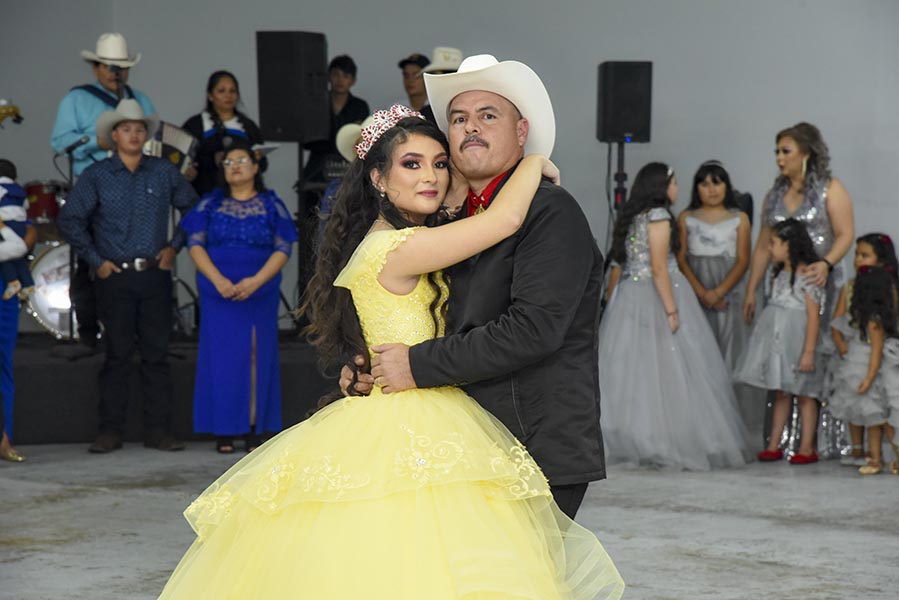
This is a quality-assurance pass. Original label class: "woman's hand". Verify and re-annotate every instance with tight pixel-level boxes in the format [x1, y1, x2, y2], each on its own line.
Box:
[699, 288, 720, 308]
[232, 275, 262, 301]
[742, 295, 756, 325]
[213, 276, 237, 299]
[835, 339, 849, 357]
[798, 350, 815, 373]
[857, 376, 874, 395]
[540, 157, 560, 185]
[711, 299, 729, 312]
[801, 261, 830, 288]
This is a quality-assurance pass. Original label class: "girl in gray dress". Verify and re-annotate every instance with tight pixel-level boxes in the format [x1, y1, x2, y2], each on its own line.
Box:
[676, 162, 763, 438]
[735, 219, 824, 464]
[599, 163, 751, 471]
[828, 235, 899, 475]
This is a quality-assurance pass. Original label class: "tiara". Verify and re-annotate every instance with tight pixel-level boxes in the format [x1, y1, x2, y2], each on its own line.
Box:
[355, 104, 425, 160]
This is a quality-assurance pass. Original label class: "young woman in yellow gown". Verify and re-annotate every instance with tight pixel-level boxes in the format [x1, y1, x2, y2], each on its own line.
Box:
[158, 106, 624, 600]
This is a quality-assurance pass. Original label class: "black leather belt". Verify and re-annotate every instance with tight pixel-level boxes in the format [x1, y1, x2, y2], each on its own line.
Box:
[118, 257, 159, 271]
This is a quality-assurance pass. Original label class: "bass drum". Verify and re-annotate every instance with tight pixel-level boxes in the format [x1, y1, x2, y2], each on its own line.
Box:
[27, 243, 79, 339]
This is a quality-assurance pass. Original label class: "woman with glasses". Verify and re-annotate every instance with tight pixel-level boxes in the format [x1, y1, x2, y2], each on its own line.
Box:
[179, 140, 297, 453]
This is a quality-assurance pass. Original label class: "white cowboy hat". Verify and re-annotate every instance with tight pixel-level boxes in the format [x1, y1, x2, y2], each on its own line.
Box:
[424, 54, 555, 157]
[423, 47, 463, 74]
[95, 99, 159, 147]
[81, 33, 141, 68]
[335, 116, 374, 163]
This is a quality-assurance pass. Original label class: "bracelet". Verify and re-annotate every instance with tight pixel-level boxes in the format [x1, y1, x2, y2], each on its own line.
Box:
[822, 258, 834, 272]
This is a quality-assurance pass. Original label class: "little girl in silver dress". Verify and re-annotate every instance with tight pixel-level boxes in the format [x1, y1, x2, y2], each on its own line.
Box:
[734, 219, 824, 464]
[828, 234, 899, 475]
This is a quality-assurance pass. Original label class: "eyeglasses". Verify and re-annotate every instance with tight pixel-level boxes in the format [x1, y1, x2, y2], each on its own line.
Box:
[223, 156, 252, 168]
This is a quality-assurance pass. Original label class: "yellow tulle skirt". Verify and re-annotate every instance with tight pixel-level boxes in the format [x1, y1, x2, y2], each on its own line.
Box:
[158, 386, 624, 599]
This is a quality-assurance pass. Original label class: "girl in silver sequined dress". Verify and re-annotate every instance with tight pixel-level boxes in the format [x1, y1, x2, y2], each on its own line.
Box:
[599, 163, 751, 471]
[734, 219, 825, 464]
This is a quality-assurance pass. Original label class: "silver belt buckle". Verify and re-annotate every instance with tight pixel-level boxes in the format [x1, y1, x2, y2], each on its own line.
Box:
[134, 258, 149, 271]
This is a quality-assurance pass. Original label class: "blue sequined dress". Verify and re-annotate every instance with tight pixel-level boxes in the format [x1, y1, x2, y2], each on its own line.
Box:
[598, 208, 752, 470]
[180, 190, 298, 437]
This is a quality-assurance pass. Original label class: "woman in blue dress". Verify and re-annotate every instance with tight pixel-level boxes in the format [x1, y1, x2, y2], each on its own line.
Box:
[180, 140, 297, 453]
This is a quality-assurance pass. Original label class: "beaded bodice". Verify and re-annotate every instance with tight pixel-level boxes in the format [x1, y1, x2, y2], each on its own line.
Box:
[621, 207, 678, 281]
[334, 228, 448, 356]
[685, 213, 740, 258]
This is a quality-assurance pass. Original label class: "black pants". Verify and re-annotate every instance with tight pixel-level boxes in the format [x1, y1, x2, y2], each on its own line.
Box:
[95, 269, 173, 436]
[550, 482, 589, 519]
[71, 257, 101, 342]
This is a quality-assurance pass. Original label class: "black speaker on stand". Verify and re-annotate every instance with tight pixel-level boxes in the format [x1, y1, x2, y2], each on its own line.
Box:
[256, 31, 329, 325]
[596, 61, 652, 210]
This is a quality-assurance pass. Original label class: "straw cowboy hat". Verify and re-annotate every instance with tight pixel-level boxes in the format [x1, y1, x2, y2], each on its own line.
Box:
[335, 116, 374, 163]
[423, 47, 463, 74]
[424, 54, 555, 157]
[81, 33, 141, 68]
[96, 99, 159, 147]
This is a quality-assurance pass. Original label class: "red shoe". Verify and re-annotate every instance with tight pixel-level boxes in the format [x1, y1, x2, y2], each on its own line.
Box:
[758, 449, 784, 461]
[789, 451, 819, 465]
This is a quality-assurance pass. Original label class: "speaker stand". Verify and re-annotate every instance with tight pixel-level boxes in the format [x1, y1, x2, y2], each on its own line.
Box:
[613, 141, 628, 209]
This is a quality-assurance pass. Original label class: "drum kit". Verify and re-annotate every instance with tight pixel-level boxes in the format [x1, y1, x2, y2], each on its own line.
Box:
[21, 180, 79, 339]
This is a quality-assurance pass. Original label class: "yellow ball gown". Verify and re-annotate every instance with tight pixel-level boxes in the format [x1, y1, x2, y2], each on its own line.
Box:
[158, 228, 624, 599]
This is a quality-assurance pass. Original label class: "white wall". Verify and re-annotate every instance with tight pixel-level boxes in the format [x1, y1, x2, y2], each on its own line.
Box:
[3, 0, 898, 331]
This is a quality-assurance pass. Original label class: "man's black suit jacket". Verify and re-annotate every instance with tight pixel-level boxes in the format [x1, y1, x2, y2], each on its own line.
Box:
[409, 176, 606, 486]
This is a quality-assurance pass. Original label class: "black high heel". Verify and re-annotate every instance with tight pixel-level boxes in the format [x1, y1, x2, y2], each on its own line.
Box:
[216, 437, 235, 454]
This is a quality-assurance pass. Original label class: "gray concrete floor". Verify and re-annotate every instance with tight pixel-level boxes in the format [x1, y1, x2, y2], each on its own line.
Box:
[2, 443, 897, 600]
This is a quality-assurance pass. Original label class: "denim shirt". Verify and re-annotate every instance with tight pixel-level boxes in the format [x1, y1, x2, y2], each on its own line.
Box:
[50, 83, 155, 176]
[59, 154, 198, 268]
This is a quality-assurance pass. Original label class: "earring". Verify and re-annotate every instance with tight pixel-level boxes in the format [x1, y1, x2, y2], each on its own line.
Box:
[801, 158, 808, 179]
[379, 187, 386, 199]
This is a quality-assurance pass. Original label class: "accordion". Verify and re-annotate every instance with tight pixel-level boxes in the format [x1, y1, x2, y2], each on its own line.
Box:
[143, 122, 198, 174]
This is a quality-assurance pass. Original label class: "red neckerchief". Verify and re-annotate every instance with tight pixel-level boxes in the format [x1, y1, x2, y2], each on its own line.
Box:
[466, 170, 511, 217]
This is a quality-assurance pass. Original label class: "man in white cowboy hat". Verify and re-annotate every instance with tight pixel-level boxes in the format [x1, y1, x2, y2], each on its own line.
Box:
[59, 99, 197, 455]
[51, 33, 155, 177]
[364, 55, 607, 519]
[51, 33, 156, 345]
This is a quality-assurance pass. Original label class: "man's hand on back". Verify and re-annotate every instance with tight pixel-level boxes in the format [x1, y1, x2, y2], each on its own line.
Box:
[371, 343, 416, 394]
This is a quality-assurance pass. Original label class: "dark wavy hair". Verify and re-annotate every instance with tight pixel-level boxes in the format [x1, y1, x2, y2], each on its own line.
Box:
[301, 117, 450, 384]
[856, 233, 899, 288]
[775, 122, 832, 187]
[219, 139, 266, 195]
[771, 218, 820, 286]
[851, 266, 899, 341]
[610, 162, 679, 266]
[688, 160, 738, 211]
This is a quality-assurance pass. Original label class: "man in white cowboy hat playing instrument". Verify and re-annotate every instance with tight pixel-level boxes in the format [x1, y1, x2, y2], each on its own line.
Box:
[51, 33, 155, 177]
[59, 99, 197, 454]
[358, 55, 607, 518]
[51, 33, 157, 345]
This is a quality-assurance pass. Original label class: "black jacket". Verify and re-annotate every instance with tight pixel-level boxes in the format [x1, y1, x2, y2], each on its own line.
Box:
[409, 177, 606, 485]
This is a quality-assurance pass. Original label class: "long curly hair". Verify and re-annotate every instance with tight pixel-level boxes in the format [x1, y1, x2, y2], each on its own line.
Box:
[301, 117, 450, 381]
[687, 160, 738, 211]
[774, 122, 832, 188]
[856, 233, 899, 288]
[771, 218, 820, 286]
[851, 266, 899, 341]
[609, 162, 679, 266]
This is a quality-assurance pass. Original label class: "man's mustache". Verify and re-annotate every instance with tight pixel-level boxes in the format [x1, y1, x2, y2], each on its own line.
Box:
[460, 135, 488, 151]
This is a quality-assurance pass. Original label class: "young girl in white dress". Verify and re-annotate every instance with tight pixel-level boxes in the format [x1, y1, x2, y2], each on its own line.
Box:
[828, 234, 899, 475]
[734, 218, 825, 464]
[676, 161, 762, 437]
[599, 162, 751, 471]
